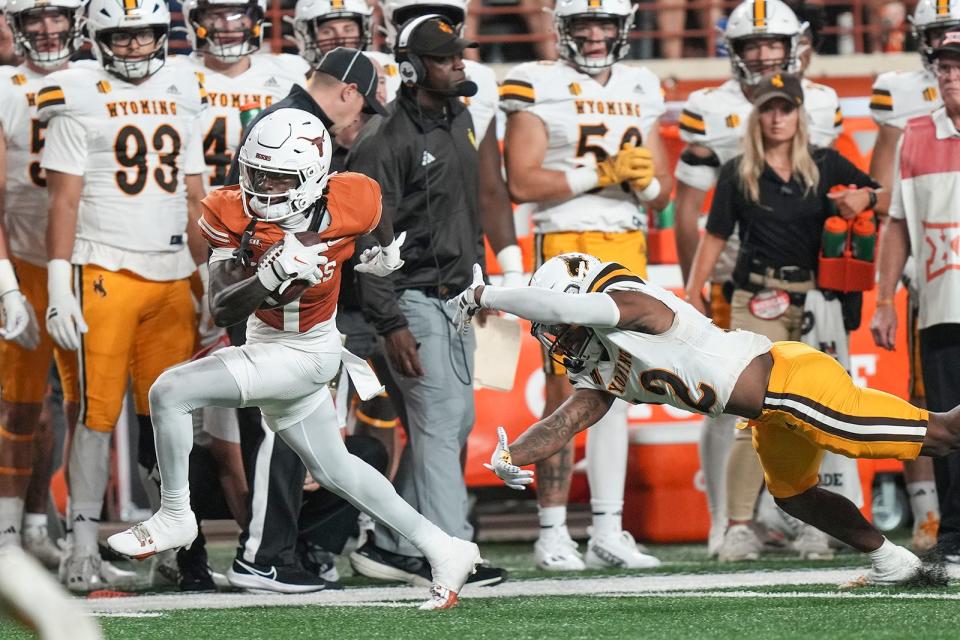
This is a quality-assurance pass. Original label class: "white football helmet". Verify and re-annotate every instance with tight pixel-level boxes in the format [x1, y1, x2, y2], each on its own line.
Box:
[238, 109, 333, 224]
[912, 0, 960, 70]
[553, 0, 635, 75]
[4, 0, 84, 68]
[529, 253, 606, 374]
[724, 0, 803, 86]
[290, 0, 372, 67]
[85, 0, 169, 81]
[183, 0, 266, 63]
[380, 0, 466, 49]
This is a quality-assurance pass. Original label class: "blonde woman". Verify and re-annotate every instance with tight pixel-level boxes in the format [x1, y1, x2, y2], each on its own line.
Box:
[684, 73, 889, 563]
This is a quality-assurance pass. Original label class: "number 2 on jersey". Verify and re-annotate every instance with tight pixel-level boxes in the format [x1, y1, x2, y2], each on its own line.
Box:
[114, 124, 181, 195]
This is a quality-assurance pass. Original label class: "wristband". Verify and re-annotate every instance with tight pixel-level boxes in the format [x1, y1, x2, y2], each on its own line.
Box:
[0, 259, 18, 298]
[495, 244, 523, 277]
[565, 167, 600, 196]
[636, 177, 661, 202]
[867, 189, 878, 210]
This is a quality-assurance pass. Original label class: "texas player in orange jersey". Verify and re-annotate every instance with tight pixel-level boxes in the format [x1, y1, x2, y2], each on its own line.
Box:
[106, 108, 479, 609]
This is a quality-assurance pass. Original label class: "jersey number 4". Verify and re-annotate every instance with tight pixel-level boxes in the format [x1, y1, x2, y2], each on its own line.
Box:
[114, 124, 181, 196]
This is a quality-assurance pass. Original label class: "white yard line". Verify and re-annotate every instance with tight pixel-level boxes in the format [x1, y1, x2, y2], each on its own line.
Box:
[84, 567, 960, 614]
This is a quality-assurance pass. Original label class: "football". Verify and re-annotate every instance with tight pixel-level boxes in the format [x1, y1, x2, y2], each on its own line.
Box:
[258, 231, 325, 310]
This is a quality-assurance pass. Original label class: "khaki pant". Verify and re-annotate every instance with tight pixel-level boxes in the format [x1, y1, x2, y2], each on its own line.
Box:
[729, 274, 814, 342]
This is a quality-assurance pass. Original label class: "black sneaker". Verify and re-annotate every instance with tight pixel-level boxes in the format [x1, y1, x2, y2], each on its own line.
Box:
[226, 557, 341, 593]
[467, 563, 508, 587]
[300, 543, 341, 583]
[177, 532, 215, 592]
[349, 539, 431, 587]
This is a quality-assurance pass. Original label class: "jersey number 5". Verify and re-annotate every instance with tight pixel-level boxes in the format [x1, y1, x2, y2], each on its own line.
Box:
[29, 119, 47, 188]
[114, 124, 181, 196]
[576, 124, 644, 162]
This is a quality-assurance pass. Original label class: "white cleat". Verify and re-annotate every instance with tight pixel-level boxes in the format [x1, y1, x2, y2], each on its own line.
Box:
[148, 549, 180, 586]
[912, 511, 940, 553]
[585, 529, 661, 569]
[534, 526, 586, 571]
[60, 551, 106, 593]
[707, 521, 726, 559]
[717, 524, 761, 563]
[420, 537, 481, 611]
[842, 544, 923, 588]
[22, 525, 64, 570]
[793, 525, 835, 560]
[107, 512, 198, 560]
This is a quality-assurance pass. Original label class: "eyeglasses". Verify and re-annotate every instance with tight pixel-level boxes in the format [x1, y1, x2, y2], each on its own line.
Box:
[107, 28, 157, 48]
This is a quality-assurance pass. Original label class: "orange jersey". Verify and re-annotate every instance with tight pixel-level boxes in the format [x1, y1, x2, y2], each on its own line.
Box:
[198, 172, 382, 332]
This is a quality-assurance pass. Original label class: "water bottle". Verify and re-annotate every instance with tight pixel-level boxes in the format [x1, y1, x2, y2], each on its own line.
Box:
[239, 101, 263, 133]
[851, 212, 877, 262]
[656, 201, 675, 229]
[822, 216, 848, 258]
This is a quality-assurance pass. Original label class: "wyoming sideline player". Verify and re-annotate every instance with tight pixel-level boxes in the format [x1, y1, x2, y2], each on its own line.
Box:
[500, 0, 671, 571]
[39, 0, 207, 590]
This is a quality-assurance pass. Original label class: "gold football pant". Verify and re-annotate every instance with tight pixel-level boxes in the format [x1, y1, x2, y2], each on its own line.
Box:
[56, 265, 196, 432]
[751, 342, 928, 498]
[534, 230, 648, 375]
[0, 258, 77, 404]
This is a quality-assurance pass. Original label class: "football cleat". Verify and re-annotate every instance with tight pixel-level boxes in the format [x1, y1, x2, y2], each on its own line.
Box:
[534, 526, 586, 571]
[106, 511, 198, 560]
[419, 584, 459, 611]
[912, 511, 940, 553]
[423, 537, 481, 610]
[717, 524, 761, 562]
[22, 525, 63, 570]
[793, 525, 835, 560]
[707, 521, 726, 559]
[60, 551, 105, 593]
[841, 543, 923, 588]
[585, 529, 661, 569]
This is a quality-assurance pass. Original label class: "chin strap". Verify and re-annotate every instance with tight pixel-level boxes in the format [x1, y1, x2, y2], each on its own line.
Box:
[306, 189, 330, 233]
[233, 217, 259, 269]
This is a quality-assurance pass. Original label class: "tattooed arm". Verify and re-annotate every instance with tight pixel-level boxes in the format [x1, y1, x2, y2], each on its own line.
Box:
[510, 388, 615, 467]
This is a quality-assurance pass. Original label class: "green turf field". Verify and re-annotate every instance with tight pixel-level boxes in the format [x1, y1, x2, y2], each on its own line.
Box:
[3, 535, 958, 640]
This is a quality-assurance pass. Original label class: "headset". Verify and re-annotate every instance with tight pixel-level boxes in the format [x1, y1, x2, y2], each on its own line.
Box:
[394, 13, 439, 88]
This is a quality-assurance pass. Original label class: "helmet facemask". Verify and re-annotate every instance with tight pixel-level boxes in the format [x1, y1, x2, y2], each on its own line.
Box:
[916, 21, 960, 70]
[297, 14, 370, 66]
[555, 12, 632, 75]
[189, 1, 264, 63]
[10, 6, 82, 69]
[533, 322, 606, 374]
[728, 33, 801, 85]
[95, 25, 169, 81]
[239, 161, 327, 225]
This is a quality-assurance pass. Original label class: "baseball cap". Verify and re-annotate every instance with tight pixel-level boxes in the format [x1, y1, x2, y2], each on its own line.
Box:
[315, 47, 387, 116]
[405, 17, 477, 57]
[752, 73, 804, 108]
[933, 28, 960, 59]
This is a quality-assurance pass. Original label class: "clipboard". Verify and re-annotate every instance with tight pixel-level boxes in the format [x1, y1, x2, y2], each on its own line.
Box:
[472, 315, 522, 391]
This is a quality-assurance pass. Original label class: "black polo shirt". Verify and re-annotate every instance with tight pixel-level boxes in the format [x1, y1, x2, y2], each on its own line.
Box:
[707, 147, 879, 271]
[225, 84, 336, 185]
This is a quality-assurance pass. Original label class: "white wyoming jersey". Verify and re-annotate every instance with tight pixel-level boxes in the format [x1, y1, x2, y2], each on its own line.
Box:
[500, 61, 666, 234]
[870, 69, 941, 130]
[569, 261, 772, 417]
[371, 54, 498, 142]
[38, 63, 207, 280]
[187, 54, 304, 186]
[676, 78, 842, 190]
[0, 63, 66, 266]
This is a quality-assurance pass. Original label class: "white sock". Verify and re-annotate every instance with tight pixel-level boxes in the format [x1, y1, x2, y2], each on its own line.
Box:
[23, 512, 46, 530]
[538, 505, 567, 531]
[0, 497, 24, 547]
[159, 486, 191, 523]
[67, 426, 112, 553]
[587, 399, 628, 535]
[868, 537, 895, 560]
[907, 481, 939, 523]
[699, 414, 736, 523]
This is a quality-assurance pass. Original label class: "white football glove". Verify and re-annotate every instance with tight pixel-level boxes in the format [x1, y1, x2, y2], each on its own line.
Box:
[354, 231, 406, 277]
[257, 232, 328, 291]
[446, 263, 485, 334]
[45, 259, 87, 351]
[483, 426, 534, 491]
[0, 259, 36, 349]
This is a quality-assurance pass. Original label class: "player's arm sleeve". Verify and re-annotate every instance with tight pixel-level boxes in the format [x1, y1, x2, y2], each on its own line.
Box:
[480, 285, 621, 327]
[675, 94, 720, 190]
[703, 161, 739, 239]
[40, 115, 87, 176]
[498, 64, 537, 115]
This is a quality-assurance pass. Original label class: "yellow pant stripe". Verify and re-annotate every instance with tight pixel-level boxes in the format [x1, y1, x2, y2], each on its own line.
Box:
[0, 425, 33, 443]
[0, 466, 32, 476]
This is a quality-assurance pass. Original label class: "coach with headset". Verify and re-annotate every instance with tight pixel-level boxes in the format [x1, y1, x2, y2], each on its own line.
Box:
[346, 15, 506, 586]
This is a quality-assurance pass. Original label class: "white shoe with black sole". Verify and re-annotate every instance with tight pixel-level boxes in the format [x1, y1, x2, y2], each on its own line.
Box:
[226, 558, 337, 594]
